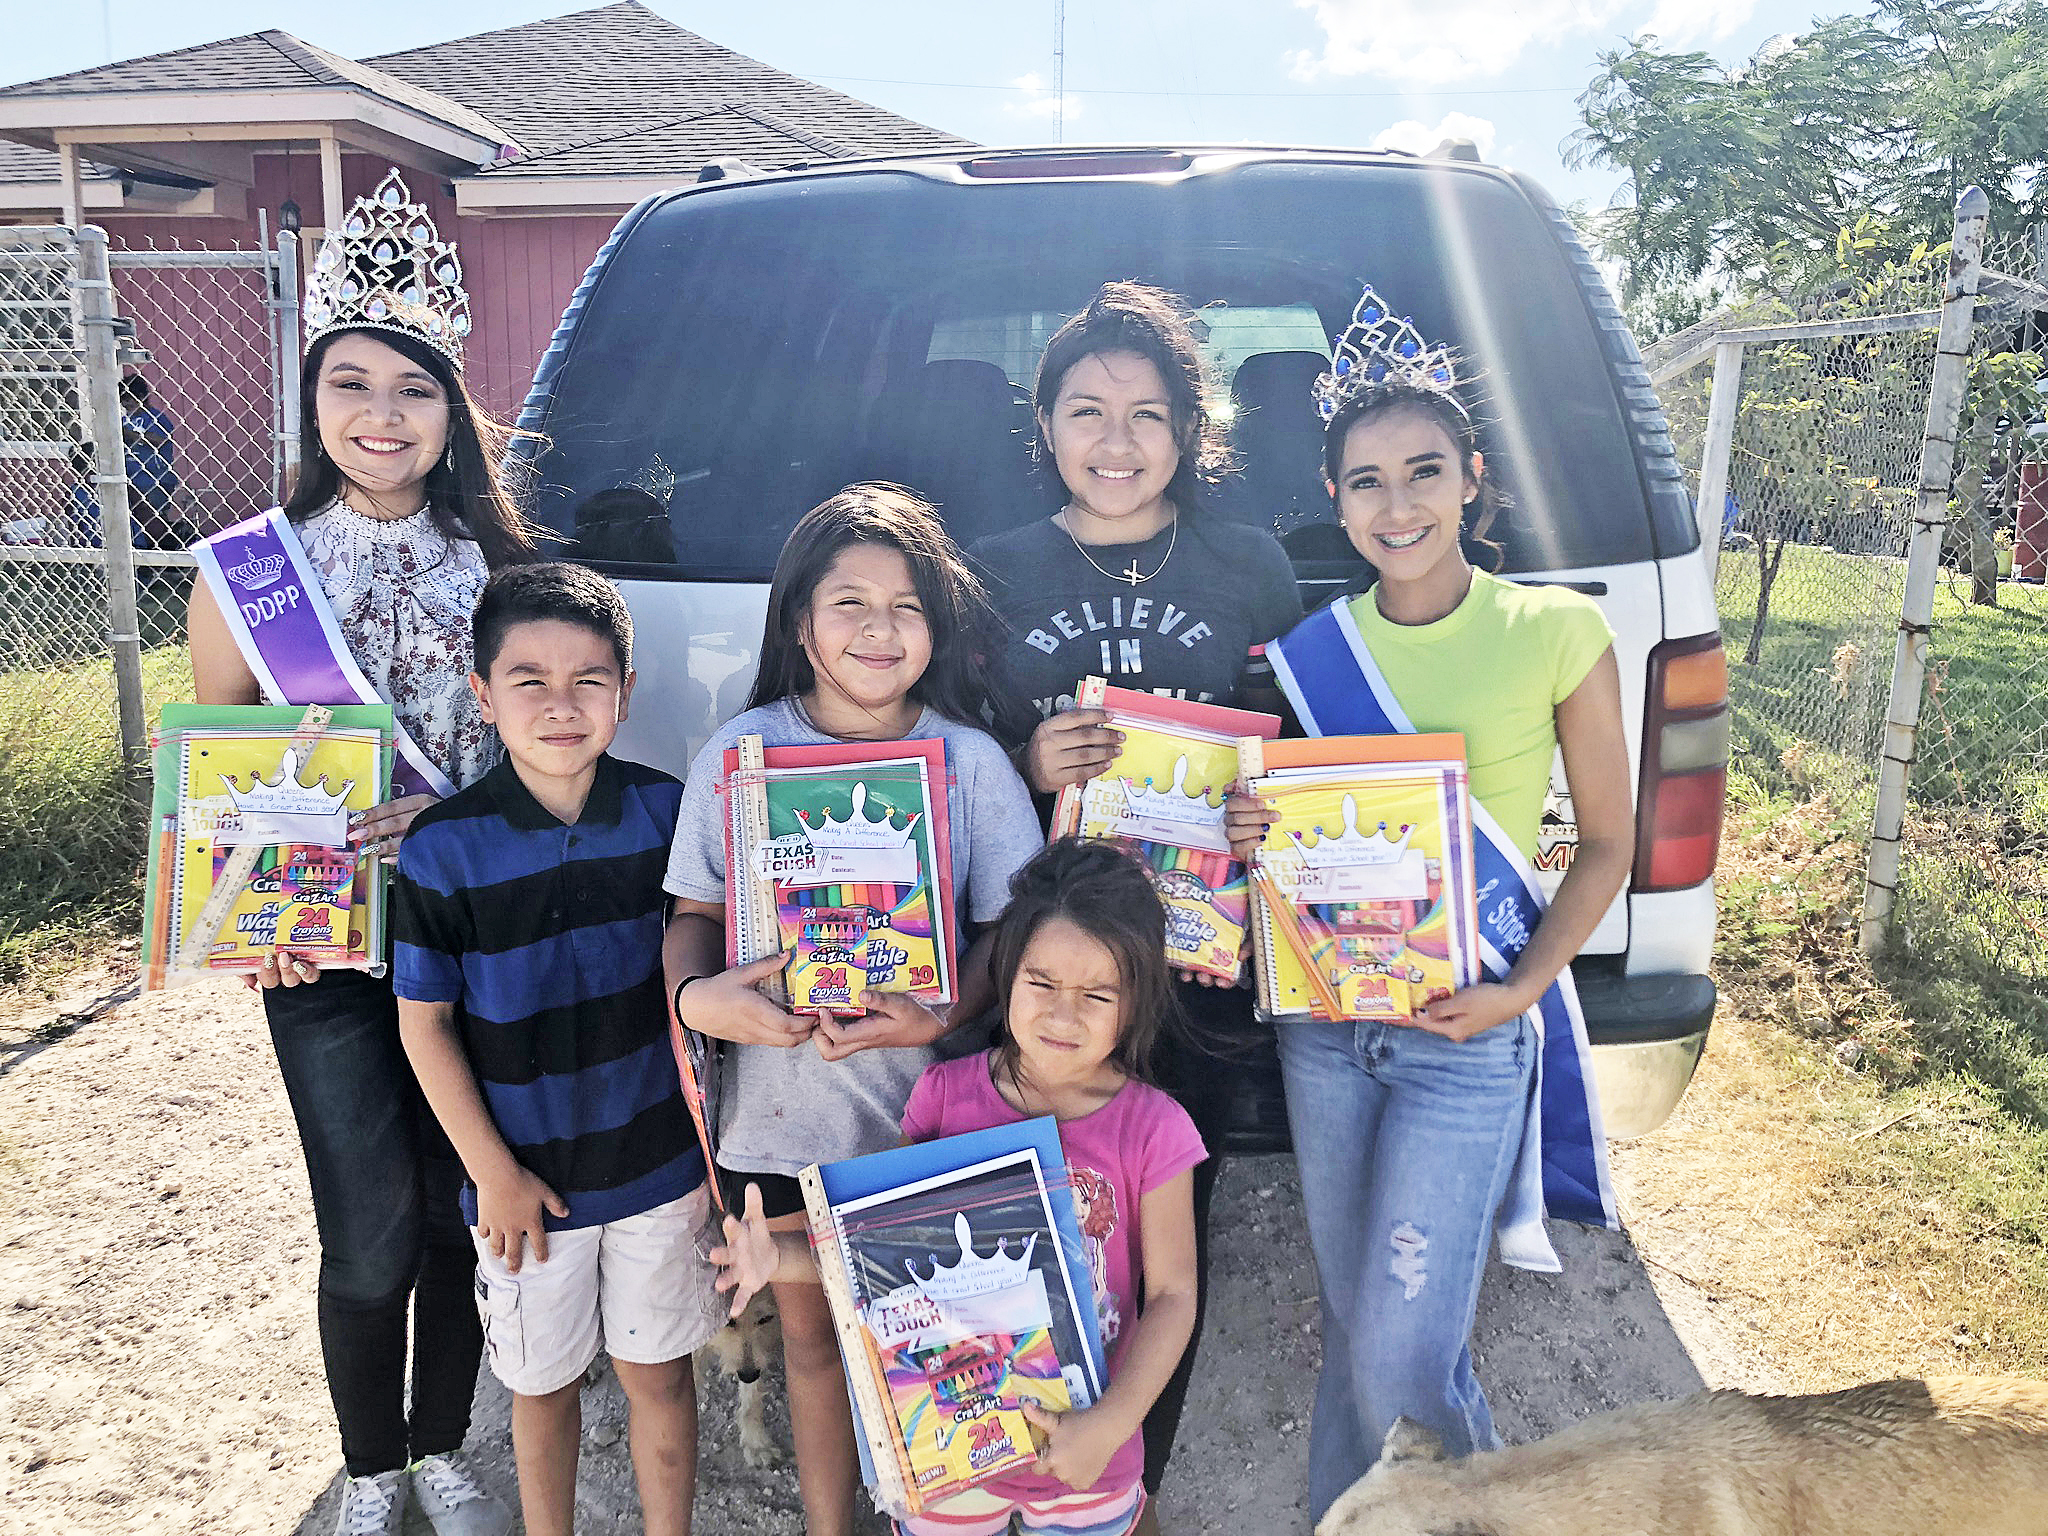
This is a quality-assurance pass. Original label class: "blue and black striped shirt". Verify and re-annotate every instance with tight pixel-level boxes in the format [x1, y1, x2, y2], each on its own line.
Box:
[392, 753, 703, 1230]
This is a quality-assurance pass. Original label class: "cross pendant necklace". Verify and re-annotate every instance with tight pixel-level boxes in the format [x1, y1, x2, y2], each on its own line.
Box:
[1059, 504, 1179, 587]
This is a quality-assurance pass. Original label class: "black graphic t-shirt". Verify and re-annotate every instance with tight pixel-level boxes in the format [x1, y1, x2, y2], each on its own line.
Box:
[971, 515, 1303, 742]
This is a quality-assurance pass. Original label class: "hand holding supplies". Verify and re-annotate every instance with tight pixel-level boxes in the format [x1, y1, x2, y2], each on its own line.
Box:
[143, 701, 395, 990]
[1049, 679, 1281, 982]
[1239, 733, 1481, 1023]
[797, 1120, 1108, 1521]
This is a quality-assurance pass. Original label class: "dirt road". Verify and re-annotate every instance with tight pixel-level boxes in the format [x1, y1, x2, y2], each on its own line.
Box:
[0, 965, 1764, 1534]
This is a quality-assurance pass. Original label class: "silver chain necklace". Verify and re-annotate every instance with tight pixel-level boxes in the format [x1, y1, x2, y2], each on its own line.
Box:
[1058, 506, 1178, 586]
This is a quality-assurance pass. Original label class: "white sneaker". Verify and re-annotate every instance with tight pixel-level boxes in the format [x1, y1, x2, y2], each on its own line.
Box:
[410, 1451, 514, 1536]
[333, 1469, 408, 1536]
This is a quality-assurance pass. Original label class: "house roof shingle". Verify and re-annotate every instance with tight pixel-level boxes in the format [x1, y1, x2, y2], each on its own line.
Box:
[368, 1, 971, 176]
[0, 30, 511, 149]
[0, 2, 970, 194]
[0, 140, 118, 188]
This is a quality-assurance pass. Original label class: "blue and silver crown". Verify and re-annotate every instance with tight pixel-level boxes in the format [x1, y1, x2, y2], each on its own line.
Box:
[1312, 286, 1464, 424]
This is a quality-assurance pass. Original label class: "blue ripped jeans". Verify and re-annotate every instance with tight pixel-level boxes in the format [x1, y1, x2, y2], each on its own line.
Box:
[1277, 1014, 1534, 1520]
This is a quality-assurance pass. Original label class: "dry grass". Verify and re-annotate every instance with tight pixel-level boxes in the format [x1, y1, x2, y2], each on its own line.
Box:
[1618, 786, 2048, 1387]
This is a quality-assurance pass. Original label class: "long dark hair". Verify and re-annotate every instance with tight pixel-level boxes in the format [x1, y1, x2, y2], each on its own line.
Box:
[1033, 281, 1234, 515]
[1321, 385, 1505, 576]
[744, 482, 998, 726]
[284, 327, 540, 569]
[991, 839, 1179, 1085]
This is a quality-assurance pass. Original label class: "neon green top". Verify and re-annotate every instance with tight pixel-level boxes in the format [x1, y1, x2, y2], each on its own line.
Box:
[1345, 570, 1614, 861]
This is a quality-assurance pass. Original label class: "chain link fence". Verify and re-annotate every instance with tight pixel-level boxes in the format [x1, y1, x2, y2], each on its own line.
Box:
[1894, 224, 2048, 977]
[1654, 208, 2048, 978]
[0, 225, 293, 975]
[1656, 256, 1945, 806]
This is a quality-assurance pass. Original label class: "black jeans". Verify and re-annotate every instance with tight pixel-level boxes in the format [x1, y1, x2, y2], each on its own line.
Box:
[1139, 978, 1259, 1494]
[264, 967, 483, 1477]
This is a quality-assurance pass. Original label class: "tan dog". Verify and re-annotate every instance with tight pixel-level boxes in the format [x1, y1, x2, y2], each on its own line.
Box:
[699, 1287, 784, 1469]
[1320, 1376, 2048, 1536]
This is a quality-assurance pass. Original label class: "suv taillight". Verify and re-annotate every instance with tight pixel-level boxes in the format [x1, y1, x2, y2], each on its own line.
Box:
[1633, 633, 1729, 892]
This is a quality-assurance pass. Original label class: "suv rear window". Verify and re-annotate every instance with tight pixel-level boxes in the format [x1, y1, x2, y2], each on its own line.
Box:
[529, 160, 1656, 578]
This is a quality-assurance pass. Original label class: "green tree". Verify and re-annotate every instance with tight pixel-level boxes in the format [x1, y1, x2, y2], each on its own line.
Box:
[1568, 0, 2048, 300]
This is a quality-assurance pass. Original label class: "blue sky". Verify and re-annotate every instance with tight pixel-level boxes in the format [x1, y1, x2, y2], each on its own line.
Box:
[8, 0, 1834, 209]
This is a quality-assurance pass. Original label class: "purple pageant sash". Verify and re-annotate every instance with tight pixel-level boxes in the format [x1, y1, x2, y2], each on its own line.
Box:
[1268, 596, 1618, 1274]
[191, 510, 456, 801]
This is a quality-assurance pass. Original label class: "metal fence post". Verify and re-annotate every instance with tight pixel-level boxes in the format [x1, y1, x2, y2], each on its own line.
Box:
[1859, 186, 1989, 955]
[74, 225, 149, 776]
[274, 227, 301, 498]
[1693, 337, 1744, 587]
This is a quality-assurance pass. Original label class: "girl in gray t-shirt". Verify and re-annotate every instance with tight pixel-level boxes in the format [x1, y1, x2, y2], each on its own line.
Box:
[660, 484, 1038, 1531]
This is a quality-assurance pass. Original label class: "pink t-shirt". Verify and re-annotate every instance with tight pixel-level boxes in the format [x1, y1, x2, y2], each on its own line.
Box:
[899, 1050, 1208, 1500]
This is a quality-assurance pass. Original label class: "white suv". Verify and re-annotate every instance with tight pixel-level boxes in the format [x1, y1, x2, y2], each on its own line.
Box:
[513, 145, 1726, 1145]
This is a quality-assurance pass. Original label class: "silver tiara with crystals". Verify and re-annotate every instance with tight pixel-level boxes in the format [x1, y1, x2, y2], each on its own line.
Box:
[1311, 286, 1466, 424]
[305, 170, 473, 369]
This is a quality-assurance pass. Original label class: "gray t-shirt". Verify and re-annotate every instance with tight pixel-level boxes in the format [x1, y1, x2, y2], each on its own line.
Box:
[664, 698, 1041, 1175]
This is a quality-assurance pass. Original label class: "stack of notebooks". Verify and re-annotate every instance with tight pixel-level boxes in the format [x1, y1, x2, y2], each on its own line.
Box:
[1050, 679, 1280, 982]
[674, 736, 961, 1204]
[723, 735, 958, 1012]
[143, 701, 394, 991]
[800, 1121, 1108, 1520]
[1240, 734, 1480, 1023]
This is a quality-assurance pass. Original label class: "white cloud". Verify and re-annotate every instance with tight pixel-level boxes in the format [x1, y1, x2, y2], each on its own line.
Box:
[1370, 111, 1498, 159]
[1288, 0, 1763, 81]
[1643, 0, 1761, 44]
[1005, 72, 1083, 122]
[1289, 0, 1634, 81]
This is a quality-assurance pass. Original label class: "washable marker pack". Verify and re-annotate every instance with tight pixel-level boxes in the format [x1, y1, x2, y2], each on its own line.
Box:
[1240, 733, 1480, 1023]
[723, 736, 956, 1006]
[1050, 679, 1281, 981]
[143, 701, 394, 990]
[800, 1120, 1107, 1520]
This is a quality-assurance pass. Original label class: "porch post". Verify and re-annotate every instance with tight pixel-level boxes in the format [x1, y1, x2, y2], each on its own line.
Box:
[56, 139, 84, 228]
[318, 133, 345, 233]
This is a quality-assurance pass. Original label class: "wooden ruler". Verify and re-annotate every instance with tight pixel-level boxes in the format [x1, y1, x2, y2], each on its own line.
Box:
[731, 734, 783, 966]
[174, 704, 335, 973]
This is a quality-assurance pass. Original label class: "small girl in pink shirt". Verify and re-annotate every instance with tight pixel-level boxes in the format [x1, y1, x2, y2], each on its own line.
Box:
[716, 839, 1206, 1536]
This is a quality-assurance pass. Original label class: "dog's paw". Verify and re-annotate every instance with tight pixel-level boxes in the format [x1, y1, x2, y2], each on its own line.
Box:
[739, 1433, 783, 1470]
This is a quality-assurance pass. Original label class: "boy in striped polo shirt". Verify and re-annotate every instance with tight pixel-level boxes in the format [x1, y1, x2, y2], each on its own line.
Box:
[394, 564, 721, 1536]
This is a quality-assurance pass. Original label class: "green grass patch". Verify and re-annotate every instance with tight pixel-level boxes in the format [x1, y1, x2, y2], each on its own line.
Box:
[0, 644, 192, 988]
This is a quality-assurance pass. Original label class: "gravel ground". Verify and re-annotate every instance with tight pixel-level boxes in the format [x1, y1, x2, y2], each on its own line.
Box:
[0, 963, 1764, 1535]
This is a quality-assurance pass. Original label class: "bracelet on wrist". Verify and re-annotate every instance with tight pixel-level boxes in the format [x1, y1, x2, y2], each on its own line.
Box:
[672, 974, 705, 1026]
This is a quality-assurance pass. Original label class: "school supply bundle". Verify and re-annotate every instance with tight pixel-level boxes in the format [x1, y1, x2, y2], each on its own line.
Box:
[800, 1120, 1108, 1519]
[1050, 679, 1281, 981]
[1239, 734, 1479, 1023]
[143, 701, 394, 990]
[723, 735, 957, 1008]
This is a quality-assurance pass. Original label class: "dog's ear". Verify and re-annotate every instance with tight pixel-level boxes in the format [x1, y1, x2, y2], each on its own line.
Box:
[1381, 1417, 1447, 1464]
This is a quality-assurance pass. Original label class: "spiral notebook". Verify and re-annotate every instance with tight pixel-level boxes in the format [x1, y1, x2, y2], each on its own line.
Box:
[799, 1120, 1107, 1519]
[1049, 679, 1280, 981]
[1239, 733, 1480, 1023]
[143, 701, 393, 990]
[723, 735, 956, 1007]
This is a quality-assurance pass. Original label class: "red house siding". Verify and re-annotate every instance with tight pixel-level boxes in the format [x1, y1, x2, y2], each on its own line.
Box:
[103, 213, 280, 534]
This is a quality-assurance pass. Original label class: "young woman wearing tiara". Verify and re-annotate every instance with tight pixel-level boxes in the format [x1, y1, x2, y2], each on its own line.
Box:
[968, 280, 1302, 1517]
[1241, 290, 1633, 1521]
[187, 173, 534, 1536]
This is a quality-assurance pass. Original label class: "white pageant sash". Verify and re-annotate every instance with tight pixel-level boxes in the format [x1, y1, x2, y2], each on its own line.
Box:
[192, 509, 456, 802]
[1268, 597, 1618, 1273]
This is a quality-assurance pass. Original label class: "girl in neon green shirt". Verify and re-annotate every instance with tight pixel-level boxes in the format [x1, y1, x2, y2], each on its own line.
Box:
[1235, 296, 1635, 1519]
